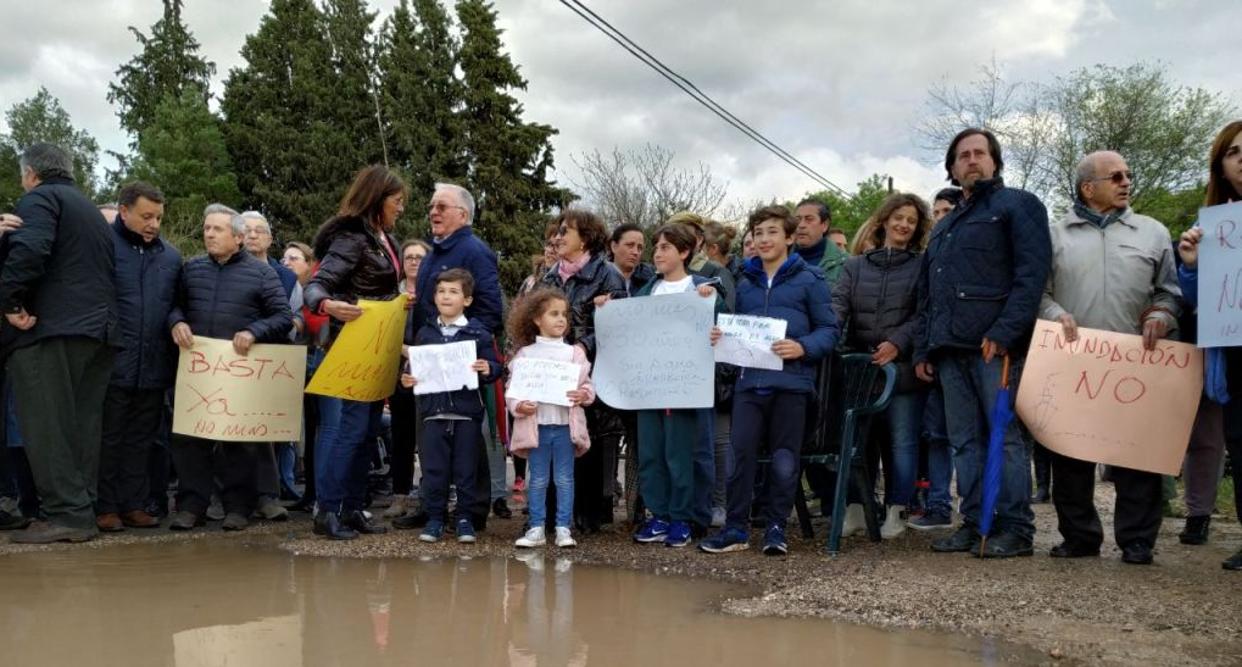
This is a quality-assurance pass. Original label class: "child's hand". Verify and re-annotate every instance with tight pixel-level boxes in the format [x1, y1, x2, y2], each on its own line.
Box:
[565, 389, 589, 405]
[516, 401, 538, 416]
[709, 326, 722, 346]
[400, 373, 417, 388]
[696, 284, 716, 298]
[471, 359, 489, 373]
[771, 339, 805, 360]
[593, 294, 611, 308]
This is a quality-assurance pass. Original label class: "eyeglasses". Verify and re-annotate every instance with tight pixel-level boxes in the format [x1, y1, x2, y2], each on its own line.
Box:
[427, 203, 465, 214]
[1091, 170, 1133, 184]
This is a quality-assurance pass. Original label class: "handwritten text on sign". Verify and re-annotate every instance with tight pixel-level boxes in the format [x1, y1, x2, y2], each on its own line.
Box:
[306, 295, 408, 401]
[1015, 320, 1202, 475]
[407, 341, 479, 396]
[714, 313, 786, 370]
[172, 336, 306, 442]
[507, 357, 581, 407]
[1196, 201, 1242, 347]
[594, 292, 715, 409]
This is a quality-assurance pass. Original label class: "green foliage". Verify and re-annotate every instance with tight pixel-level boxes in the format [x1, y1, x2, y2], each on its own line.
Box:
[2, 87, 101, 197]
[799, 174, 892, 241]
[107, 0, 216, 144]
[0, 144, 21, 210]
[456, 0, 574, 293]
[1133, 183, 1206, 239]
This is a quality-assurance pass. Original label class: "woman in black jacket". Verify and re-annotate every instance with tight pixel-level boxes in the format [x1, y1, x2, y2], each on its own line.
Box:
[303, 165, 407, 540]
[540, 209, 627, 532]
[831, 193, 931, 540]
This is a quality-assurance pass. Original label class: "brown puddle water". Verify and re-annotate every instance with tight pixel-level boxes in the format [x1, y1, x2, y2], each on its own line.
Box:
[0, 541, 1024, 666]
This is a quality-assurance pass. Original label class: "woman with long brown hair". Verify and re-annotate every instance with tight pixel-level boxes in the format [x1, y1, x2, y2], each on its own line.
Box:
[303, 165, 407, 540]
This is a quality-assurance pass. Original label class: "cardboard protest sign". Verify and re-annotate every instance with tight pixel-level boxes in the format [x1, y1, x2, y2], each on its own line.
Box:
[407, 341, 479, 396]
[507, 357, 581, 407]
[306, 295, 408, 401]
[1016, 320, 1202, 475]
[714, 313, 785, 370]
[172, 336, 305, 442]
[594, 292, 715, 409]
[1194, 201, 1242, 347]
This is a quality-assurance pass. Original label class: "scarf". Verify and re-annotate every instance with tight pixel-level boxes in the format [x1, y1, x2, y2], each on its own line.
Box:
[1073, 201, 1126, 229]
[557, 252, 591, 283]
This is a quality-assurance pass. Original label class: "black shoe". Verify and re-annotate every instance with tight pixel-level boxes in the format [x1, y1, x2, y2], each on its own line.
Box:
[314, 512, 358, 540]
[931, 525, 979, 553]
[1049, 542, 1100, 558]
[288, 497, 315, 513]
[1223, 548, 1242, 571]
[1121, 541, 1153, 565]
[1179, 515, 1210, 545]
[393, 511, 430, 530]
[1030, 486, 1050, 504]
[979, 532, 1034, 558]
[472, 512, 488, 532]
[345, 510, 387, 535]
[492, 498, 513, 520]
[0, 509, 32, 531]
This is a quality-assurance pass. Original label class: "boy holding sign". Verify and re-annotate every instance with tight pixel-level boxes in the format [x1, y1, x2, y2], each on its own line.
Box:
[397, 269, 501, 543]
[701, 205, 838, 556]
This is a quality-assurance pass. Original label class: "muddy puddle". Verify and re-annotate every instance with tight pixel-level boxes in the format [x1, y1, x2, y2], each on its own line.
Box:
[0, 541, 1025, 666]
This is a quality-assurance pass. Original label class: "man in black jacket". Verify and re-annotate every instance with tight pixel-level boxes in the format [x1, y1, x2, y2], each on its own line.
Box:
[3, 143, 118, 544]
[96, 182, 181, 533]
[166, 205, 293, 532]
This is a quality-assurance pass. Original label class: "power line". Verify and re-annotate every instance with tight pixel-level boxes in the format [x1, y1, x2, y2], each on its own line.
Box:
[559, 0, 851, 197]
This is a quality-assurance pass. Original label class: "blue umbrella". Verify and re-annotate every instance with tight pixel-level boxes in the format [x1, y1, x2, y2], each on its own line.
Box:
[978, 354, 1013, 556]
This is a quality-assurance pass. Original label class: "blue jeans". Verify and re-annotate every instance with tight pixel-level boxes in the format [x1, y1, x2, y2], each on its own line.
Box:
[922, 384, 954, 516]
[884, 391, 924, 507]
[527, 425, 575, 529]
[316, 398, 380, 514]
[937, 351, 1034, 540]
[693, 408, 716, 526]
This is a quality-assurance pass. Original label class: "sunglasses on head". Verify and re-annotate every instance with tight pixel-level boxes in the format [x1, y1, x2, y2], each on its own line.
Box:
[1092, 170, 1133, 184]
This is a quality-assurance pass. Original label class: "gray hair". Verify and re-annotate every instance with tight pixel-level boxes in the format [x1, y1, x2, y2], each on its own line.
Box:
[240, 210, 271, 234]
[19, 143, 74, 182]
[202, 203, 245, 235]
[435, 182, 475, 225]
[1073, 154, 1099, 201]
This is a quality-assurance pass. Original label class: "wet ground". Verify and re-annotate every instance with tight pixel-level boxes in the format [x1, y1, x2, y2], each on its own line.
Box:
[0, 540, 1022, 666]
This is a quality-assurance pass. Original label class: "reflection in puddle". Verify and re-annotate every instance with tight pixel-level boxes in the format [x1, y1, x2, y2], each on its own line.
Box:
[0, 542, 1013, 666]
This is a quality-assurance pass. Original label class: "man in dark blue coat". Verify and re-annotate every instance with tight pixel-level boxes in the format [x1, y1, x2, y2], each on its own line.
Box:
[96, 182, 181, 532]
[412, 183, 503, 335]
[2, 143, 118, 544]
[166, 205, 293, 532]
[914, 128, 1051, 558]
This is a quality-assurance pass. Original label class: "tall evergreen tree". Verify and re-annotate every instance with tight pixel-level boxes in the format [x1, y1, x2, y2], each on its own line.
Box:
[379, 0, 466, 240]
[107, 0, 216, 142]
[323, 0, 386, 171]
[455, 0, 574, 292]
[2, 87, 101, 197]
[222, 0, 384, 243]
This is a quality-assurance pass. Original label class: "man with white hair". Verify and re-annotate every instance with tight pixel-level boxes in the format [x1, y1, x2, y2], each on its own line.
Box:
[1038, 150, 1180, 565]
[166, 204, 293, 532]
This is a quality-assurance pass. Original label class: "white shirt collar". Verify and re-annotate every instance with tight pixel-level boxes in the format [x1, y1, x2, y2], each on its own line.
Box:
[438, 313, 469, 328]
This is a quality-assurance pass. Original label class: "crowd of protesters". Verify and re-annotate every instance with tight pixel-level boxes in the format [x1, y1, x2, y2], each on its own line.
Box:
[0, 120, 1240, 573]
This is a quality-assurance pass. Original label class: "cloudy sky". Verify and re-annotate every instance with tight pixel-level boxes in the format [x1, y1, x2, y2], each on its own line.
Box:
[0, 0, 1235, 210]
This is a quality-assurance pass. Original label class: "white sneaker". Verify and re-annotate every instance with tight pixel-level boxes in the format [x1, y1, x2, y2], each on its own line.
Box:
[515, 526, 546, 548]
[840, 504, 865, 537]
[555, 527, 577, 548]
[710, 507, 726, 528]
[383, 495, 410, 519]
[880, 505, 906, 540]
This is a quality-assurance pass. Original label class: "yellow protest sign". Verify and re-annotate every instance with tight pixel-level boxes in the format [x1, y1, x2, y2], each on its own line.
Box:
[306, 295, 408, 401]
[172, 336, 306, 442]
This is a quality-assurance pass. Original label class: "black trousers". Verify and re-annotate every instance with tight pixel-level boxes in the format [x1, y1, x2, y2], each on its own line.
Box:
[254, 443, 280, 498]
[1050, 450, 1162, 549]
[98, 387, 164, 514]
[420, 419, 479, 523]
[169, 435, 261, 517]
[389, 389, 418, 496]
[727, 391, 808, 529]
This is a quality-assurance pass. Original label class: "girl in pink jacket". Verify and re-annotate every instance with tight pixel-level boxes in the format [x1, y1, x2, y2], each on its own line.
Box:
[506, 288, 594, 548]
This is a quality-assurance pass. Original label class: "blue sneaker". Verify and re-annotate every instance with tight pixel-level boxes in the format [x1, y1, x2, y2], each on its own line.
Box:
[456, 518, 476, 543]
[700, 526, 749, 553]
[419, 519, 444, 543]
[634, 518, 670, 543]
[762, 524, 788, 556]
[664, 521, 692, 548]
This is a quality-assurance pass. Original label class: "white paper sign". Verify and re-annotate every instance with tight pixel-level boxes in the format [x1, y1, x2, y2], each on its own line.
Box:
[714, 314, 786, 370]
[1195, 201, 1242, 347]
[408, 341, 479, 395]
[507, 357, 581, 407]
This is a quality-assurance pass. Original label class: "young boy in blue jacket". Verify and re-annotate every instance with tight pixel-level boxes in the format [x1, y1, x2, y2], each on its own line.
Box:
[399, 268, 501, 544]
[701, 205, 839, 556]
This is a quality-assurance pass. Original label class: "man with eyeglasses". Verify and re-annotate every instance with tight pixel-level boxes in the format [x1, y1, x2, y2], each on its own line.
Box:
[1037, 150, 1180, 565]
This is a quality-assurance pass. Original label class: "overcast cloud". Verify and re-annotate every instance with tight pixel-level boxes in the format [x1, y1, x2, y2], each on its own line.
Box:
[0, 0, 1236, 214]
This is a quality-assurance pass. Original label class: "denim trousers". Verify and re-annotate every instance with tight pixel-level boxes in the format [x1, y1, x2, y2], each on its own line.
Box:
[692, 408, 716, 526]
[921, 384, 954, 516]
[883, 391, 925, 507]
[316, 398, 380, 514]
[526, 425, 575, 529]
[937, 351, 1034, 540]
[726, 390, 807, 530]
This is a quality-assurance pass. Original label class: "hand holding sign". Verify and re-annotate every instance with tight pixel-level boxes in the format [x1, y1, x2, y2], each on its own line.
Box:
[407, 341, 479, 395]
[508, 357, 581, 407]
[714, 314, 786, 370]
